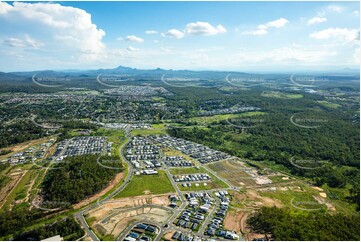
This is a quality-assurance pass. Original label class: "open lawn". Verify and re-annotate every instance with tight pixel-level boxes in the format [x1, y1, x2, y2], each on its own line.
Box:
[93, 128, 127, 156]
[268, 175, 291, 183]
[152, 97, 165, 101]
[152, 123, 166, 129]
[261, 91, 303, 99]
[131, 128, 167, 136]
[115, 170, 174, 198]
[162, 148, 192, 159]
[169, 167, 202, 175]
[94, 128, 125, 141]
[317, 101, 342, 108]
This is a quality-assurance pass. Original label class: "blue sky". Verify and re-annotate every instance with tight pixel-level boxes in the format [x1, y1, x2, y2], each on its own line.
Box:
[0, 1, 359, 72]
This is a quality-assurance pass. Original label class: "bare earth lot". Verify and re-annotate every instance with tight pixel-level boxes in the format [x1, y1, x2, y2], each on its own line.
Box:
[86, 194, 173, 238]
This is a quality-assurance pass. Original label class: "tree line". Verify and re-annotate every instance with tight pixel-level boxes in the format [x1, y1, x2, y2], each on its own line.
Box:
[248, 207, 360, 241]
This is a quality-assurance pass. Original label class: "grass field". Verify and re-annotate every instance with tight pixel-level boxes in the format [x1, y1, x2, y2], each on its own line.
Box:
[317, 101, 342, 108]
[259, 186, 326, 212]
[188, 111, 265, 124]
[2, 164, 34, 208]
[169, 167, 202, 175]
[152, 123, 166, 129]
[131, 129, 167, 136]
[261, 91, 303, 99]
[268, 175, 291, 183]
[94, 128, 127, 156]
[152, 97, 165, 101]
[115, 170, 175, 198]
[0, 175, 11, 190]
[94, 128, 125, 141]
[319, 185, 359, 215]
[162, 147, 193, 160]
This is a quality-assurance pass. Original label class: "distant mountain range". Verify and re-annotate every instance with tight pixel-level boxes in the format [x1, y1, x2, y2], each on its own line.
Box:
[0, 65, 359, 80]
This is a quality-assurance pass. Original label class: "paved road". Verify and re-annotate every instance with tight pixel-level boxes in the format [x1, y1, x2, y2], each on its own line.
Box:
[146, 162, 188, 240]
[74, 132, 240, 241]
[30, 114, 61, 129]
[150, 138, 238, 241]
[74, 130, 133, 241]
[197, 197, 219, 237]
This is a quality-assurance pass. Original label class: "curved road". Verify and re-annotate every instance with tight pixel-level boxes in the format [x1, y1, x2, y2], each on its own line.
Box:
[74, 126, 134, 241]
[74, 130, 237, 241]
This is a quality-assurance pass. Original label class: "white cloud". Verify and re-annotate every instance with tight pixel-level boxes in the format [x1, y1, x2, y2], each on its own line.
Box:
[242, 29, 268, 36]
[127, 46, 139, 52]
[184, 22, 227, 36]
[161, 22, 226, 39]
[0, 2, 12, 14]
[0, 2, 106, 61]
[4, 35, 43, 48]
[327, 5, 344, 13]
[260, 18, 289, 29]
[145, 30, 158, 34]
[352, 11, 359, 16]
[243, 18, 288, 36]
[310, 28, 359, 43]
[307, 16, 327, 25]
[125, 35, 144, 43]
[162, 29, 184, 39]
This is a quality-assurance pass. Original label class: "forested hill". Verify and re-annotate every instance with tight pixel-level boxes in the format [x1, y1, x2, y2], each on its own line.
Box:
[248, 207, 360, 241]
[41, 154, 123, 205]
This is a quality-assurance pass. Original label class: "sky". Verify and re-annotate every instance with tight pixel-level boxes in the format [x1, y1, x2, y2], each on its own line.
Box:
[0, 1, 359, 72]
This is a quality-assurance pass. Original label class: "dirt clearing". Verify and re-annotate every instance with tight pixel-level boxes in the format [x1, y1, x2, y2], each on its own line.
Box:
[224, 209, 249, 233]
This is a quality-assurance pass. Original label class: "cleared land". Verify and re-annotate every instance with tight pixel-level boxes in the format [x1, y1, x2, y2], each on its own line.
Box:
[92, 206, 170, 239]
[207, 160, 257, 186]
[258, 183, 329, 211]
[0, 167, 26, 209]
[188, 111, 265, 124]
[131, 127, 167, 136]
[2, 171, 31, 209]
[261, 91, 303, 99]
[86, 194, 172, 239]
[317, 100, 342, 108]
[224, 208, 248, 233]
[115, 170, 174, 198]
[0, 136, 56, 160]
